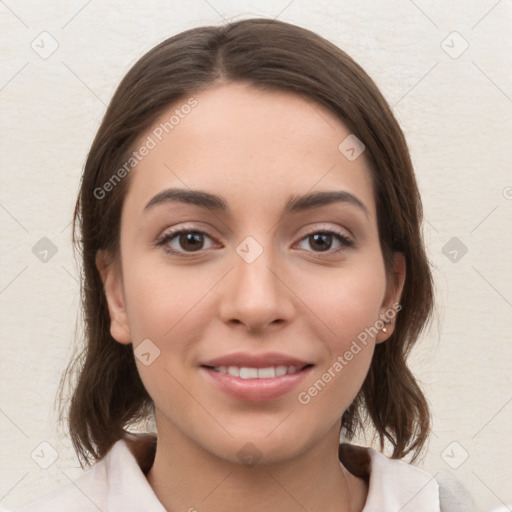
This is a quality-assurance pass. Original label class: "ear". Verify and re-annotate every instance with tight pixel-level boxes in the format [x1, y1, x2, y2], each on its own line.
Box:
[95, 250, 132, 345]
[376, 252, 406, 343]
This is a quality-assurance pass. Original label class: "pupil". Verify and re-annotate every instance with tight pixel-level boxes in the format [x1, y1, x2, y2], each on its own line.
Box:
[180, 232, 204, 251]
[311, 233, 332, 251]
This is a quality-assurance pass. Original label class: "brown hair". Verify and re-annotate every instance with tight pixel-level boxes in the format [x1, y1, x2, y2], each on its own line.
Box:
[64, 17, 434, 465]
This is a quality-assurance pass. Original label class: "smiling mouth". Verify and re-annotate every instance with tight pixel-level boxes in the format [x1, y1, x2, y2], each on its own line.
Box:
[200, 361, 314, 402]
[203, 364, 313, 379]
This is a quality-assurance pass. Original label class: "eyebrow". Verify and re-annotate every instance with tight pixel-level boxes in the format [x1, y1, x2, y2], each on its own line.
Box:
[143, 188, 369, 217]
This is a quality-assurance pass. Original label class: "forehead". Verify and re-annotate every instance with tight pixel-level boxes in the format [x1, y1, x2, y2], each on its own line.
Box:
[123, 82, 376, 219]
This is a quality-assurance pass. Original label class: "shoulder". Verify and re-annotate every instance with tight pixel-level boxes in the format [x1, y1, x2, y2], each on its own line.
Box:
[10, 434, 163, 512]
[9, 461, 109, 512]
[340, 443, 473, 512]
[437, 472, 476, 511]
[363, 447, 441, 512]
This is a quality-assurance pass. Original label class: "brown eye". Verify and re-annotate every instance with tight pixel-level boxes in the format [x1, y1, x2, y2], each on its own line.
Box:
[308, 233, 333, 252]
[296, 231, 353, 254]
[157, 229, 216, 255]
[178, 232, 205, 251]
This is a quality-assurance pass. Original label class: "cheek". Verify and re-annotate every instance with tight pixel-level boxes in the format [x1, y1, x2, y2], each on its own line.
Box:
[122, 259, 217, 340]
[294, 271, 383, 416]
[122, 261, 216, 394]
[295, 343, 373, 434]
[295, 258, 387, 344]
[292, 260, 386, 403]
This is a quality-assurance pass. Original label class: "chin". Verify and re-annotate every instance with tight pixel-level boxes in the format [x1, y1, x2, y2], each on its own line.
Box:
[210, 438, 305, 467]
[197, 420, 330, 467]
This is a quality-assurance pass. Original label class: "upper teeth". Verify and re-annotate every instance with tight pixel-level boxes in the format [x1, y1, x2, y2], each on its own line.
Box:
[214, 366, 298, 379]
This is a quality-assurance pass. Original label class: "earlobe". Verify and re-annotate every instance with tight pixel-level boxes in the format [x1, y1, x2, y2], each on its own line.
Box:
[95, 250, 132, 345]
[376, 252, 406, 343]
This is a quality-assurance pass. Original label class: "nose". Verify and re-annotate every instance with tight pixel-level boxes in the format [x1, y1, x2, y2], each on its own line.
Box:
[218, 244, 295, 334]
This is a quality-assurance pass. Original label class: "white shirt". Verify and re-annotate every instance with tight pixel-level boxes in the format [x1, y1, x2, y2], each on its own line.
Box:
[11, 434, 453, 512]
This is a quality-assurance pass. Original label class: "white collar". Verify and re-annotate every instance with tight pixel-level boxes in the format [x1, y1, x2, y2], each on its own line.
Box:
[15, 435, 440, 511]
[362, 447, 440, 511]
[105, 436, 440, 511]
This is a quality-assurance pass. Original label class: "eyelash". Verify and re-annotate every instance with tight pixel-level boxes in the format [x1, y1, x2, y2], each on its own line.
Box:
[155, 226, 355, 257]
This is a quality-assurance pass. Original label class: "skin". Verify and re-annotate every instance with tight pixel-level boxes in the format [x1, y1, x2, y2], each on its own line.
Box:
[97, 82, 405, 512]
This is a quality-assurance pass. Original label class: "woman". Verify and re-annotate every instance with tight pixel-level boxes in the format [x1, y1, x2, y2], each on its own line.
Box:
[14, 17, 462, 511]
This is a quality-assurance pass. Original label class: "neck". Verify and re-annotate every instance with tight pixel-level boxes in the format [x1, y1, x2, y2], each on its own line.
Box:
[146, 424, 367, 512]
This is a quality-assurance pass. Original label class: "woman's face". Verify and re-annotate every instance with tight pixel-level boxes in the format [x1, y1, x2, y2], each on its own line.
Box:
[99, 82, 404, 464]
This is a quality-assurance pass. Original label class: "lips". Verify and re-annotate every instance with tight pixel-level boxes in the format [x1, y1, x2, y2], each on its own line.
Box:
[200, 352, 313, 402]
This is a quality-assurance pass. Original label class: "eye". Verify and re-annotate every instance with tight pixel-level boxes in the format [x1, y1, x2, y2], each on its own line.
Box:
[296, 230, 354, 253]
[156, 229, 217, 255]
